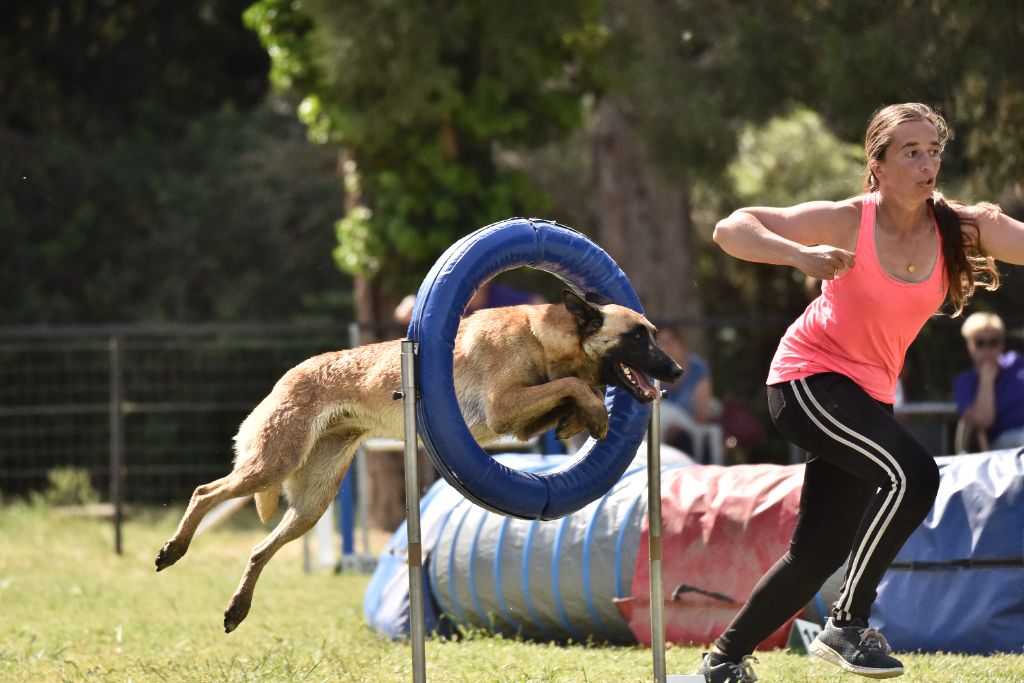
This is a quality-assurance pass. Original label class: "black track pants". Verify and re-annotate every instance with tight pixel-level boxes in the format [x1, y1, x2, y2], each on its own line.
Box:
[715, 373, 940, 659]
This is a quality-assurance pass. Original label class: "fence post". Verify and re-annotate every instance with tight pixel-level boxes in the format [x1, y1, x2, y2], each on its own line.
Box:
[109, 334, 125, 555]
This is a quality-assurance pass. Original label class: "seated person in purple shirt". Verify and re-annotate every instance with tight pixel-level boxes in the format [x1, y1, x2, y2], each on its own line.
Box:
[953, 312, 1024, 451]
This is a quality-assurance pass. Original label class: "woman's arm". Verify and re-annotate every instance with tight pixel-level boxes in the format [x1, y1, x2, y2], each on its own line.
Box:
[690, 376, 715, 424]
[974, 207, 1024, 265]
[713, 199, 860, 280]
[962, 362, 999, 431]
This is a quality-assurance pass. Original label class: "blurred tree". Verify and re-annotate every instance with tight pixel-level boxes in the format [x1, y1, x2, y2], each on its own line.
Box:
[588, 0, 746, 332]
[737, 1, 1024, 196]
[727, 108, 864, 209]
[584, 1, 829, 334]
[595, 1, 1024, 400]
[0, 0, 268, 137]
[244, 0, 606, 333]
[0, 1, 347, 323]
[1, 102, 347, 323]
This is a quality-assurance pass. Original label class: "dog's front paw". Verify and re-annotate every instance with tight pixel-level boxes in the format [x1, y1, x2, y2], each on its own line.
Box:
[555, 412, 587, 440]
[586, 409, 610, 440]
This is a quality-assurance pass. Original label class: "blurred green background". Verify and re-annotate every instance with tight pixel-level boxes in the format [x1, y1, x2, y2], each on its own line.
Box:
[3, 1, 1023, 482]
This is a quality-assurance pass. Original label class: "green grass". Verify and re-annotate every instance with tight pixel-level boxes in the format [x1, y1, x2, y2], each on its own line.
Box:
[0, 504, 1022, 682]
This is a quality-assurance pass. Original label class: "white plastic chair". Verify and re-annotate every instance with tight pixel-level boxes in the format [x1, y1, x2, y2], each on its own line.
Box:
[658, 401, 725, 465]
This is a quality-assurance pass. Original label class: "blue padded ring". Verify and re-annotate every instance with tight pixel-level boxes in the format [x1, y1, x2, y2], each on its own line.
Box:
[406, 218, 650, 520]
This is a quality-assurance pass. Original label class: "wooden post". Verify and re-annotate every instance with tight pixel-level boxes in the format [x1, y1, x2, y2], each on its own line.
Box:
[109, 334, 124, 555]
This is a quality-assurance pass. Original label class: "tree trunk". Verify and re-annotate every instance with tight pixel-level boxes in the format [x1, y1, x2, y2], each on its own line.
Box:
[353, 275, 397, 344]
[590, 101, 704, 344]
[339, 148, 421, 520]
[338, 148, 398, 344]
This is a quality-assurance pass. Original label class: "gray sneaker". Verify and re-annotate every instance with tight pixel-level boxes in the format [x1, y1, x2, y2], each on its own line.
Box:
[809, 618, 905, 678]
[698, 653, 759, 683]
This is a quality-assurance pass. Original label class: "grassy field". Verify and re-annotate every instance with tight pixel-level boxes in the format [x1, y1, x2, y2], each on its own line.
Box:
[1, 503, 1022, 683]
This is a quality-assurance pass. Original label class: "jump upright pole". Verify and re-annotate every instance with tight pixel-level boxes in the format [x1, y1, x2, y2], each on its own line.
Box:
[401, 218, 656, 680]
[648, 384, 666, 683]
[400, 339, 427, 683]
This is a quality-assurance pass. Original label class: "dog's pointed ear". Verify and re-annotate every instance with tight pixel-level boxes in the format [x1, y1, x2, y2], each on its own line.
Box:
[562, 288, 604, 336]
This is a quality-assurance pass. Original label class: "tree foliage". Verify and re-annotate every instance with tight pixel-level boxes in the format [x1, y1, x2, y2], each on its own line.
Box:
[0, 0, 268, 138]
[728, 108, 864, 208]
[694, 108, 868, 445]
[0, 1, 347, 324]
[244, 0, 606, 297]
[3, 0, 1023, 349]
[728, 1, 1024, 195]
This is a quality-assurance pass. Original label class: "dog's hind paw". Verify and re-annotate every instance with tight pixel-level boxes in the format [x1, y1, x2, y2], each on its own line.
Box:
[154, 541, 186, 571]
[223, 596, 251, 633]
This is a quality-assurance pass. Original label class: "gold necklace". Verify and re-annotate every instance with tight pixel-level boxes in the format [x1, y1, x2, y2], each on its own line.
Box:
[877, 201, 928, 273]
[895, 239, 918, 273]
[897, 226, 928, 273]
[885, 221, 925, 273]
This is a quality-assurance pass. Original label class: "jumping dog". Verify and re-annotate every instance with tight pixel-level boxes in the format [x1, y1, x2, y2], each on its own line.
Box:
[155, 289, 682, 632]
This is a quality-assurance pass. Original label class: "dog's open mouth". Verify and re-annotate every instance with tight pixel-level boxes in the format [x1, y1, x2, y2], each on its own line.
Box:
[616, 362, 660, 403]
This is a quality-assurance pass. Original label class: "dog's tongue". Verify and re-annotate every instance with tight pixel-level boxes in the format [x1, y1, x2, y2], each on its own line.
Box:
[628, 365, 660, 400]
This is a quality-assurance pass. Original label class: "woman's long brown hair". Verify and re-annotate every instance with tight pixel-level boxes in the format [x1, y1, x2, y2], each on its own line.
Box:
[862, 103, 999, 315]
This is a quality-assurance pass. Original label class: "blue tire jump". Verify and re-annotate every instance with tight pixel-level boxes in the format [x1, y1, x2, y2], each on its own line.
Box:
[406, 218, 651, 520]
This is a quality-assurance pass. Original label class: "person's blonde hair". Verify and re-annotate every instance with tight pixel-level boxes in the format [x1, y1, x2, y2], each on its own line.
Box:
[960, 311, 1005, 339]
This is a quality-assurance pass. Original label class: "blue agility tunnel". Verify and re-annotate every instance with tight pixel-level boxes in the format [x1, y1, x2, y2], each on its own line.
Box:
[405, 218, 651, 520]
[873, 449, 1024, 654]
[363, 452, 683, 642]
[366, 450, 1024, 654]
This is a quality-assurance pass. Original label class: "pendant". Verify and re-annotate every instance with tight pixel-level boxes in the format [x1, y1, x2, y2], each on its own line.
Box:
[908, 264, 917, 273]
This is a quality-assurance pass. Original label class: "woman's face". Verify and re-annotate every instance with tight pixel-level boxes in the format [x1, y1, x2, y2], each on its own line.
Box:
[872, 119, 942, 200]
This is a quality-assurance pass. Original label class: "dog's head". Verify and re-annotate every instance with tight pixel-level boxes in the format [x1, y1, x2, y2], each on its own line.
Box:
[562, 289, 684, 403]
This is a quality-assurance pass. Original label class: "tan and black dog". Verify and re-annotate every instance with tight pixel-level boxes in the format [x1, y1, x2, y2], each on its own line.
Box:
[155, 288, 682, 632]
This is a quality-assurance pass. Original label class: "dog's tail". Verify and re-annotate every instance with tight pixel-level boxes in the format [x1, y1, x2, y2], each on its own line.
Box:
[254, 486, 280, 523]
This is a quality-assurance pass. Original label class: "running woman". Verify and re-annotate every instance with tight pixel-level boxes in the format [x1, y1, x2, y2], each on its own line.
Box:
[699, 103, 1024, 682]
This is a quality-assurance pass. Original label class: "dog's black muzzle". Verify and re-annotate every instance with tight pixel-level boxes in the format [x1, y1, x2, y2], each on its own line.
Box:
[603, 350, 683, 403]
[652, 357, 684, 384]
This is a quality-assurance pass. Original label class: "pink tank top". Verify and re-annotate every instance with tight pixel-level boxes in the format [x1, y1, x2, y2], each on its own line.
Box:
[767, 193, 948, 403]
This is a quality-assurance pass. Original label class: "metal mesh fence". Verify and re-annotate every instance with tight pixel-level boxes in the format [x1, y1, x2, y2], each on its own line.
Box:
[0, 324, 372, 504]
[0, 315, 1000, 508]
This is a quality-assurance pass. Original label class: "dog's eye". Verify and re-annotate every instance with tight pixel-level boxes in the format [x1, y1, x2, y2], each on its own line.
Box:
[633, 330, 645, 341]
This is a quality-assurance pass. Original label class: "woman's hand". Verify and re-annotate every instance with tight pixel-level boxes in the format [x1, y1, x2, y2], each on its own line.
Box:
[797, 245, 856, 280]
